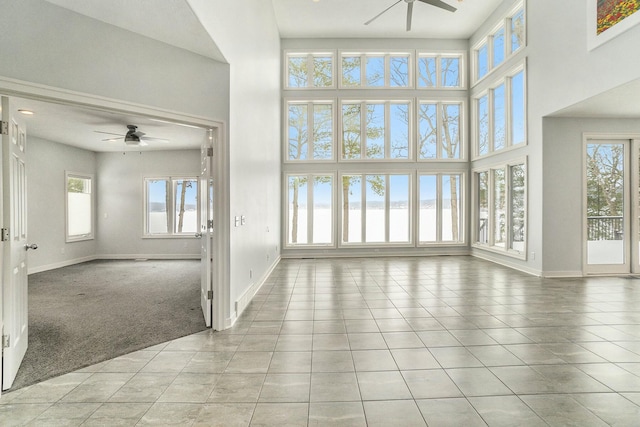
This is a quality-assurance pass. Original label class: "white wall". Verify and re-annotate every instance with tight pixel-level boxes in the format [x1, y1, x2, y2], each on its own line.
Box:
[27, 137, 97, 273]
[96, 150, 201, 258]
[0, 0, 229, 122]
[188, 0, 282, 322]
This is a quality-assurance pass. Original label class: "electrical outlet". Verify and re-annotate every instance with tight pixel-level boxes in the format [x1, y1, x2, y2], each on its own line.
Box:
[531, 252, 536, 260]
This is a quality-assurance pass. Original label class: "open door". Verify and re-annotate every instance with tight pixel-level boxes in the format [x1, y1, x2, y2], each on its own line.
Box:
[198, 128, 214, 327]
[2, 96, 32, 390]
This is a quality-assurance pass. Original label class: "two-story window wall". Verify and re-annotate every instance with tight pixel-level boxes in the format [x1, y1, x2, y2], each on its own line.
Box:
[283, 48, 468, 251]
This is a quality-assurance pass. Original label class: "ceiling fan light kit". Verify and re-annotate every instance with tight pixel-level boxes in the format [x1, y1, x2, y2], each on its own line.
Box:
[365, 0, 457, 32]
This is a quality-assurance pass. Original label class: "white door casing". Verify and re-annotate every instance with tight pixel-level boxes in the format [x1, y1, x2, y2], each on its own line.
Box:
[199, 128, 214, 327]
[2, 96, 29, 390]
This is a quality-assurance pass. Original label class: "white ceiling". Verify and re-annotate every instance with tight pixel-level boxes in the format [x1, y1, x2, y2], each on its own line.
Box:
[272, 0, 504, 39]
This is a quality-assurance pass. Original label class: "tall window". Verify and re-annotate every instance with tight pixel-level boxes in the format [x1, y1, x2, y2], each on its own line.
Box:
[474, 65, 526, 158]
[66, 172, 93, 242]
[419, 173, 463, 244]
[341, 174, 411, 244]
[145, 177, 199, 236]
[472, 2, 525, 82]
[418, 101, 463, 160]
[287, 101, 334, 161]
[341, 101, 411, 160]
[473, 160, 527, 257]
[286, 175, 333, 246]
[286, 52, 334, 88]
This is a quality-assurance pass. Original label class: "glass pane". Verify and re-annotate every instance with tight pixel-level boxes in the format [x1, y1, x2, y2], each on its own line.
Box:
[493, 168, 506, 248]
[147, 179, 168, 234]
[313, 176, 332, 244]
[511, 9, 525, 52]
[478, 95, 489, 156]
[418, 56, 437, 87]
[493, 27, 505, 68]
[419, 175, 437, 242]
[288, 176, 308, 244]
[442, 175, 461, 242]
[174, 179, 197, 234]
[288, 104, 308, 160]
[441, 56, 460, 87]
[67, 176, 91, 237]
[477, 44, 488, 79]
[342, 56, 361, 87]
[586, 143, 625, 265]
[389, 175, 410, 243]
[342, 103, 361, 159]
[510, 164, 526, 251]
[477, 172, 488, 244]
[313, 56, 332, 87]
[511, 71, 525, 146]
[365, 103, 385, 159]
[390, 55, 409, 87]
[343, 175, 362, 243]
[288, 55, 308, 87]
[365, 175, 385, 243]
[493, 84, 506, 151]
[313, 104, 333, 159]
[390, 103, 409, 159]
[442, 104, 460, 159]
[419, 103, 437, 159]
[366, 56, 384, 87]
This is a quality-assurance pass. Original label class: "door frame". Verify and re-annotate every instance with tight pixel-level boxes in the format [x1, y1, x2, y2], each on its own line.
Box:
[582, 133, 640, 275]
[0, 78, 230, 396]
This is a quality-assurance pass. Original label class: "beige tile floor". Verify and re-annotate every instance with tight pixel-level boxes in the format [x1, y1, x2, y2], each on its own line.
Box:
[2, 256, 640, 425]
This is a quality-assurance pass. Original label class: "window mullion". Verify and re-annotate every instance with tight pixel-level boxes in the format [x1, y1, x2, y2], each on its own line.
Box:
[436, 174, 443, 243]
[437, 102, 443, 160]
[306, 55, 314, 88]
[385, 102, 391, 159]
[487, 170, 495, 246]
[505, 76, 513, 149]
[361, 102, 367, 159]
[308, 174, 314, 244]
[308, 103, 315, 160]
[361, 175, 367, 243]
[385, 175, 390, 242]
[505, 166, 512, 250]
[361, 54, 366, 88]
[488, 89, 495, 154]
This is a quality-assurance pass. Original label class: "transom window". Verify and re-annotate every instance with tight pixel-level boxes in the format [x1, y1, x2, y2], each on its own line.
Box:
[286, 52, 334, 89]
[472, 2, 525, 82]
[417, 53, 464, 88]
[144, 177, 199, 236]
[474, 65, 526, 158]
[340, 52, 411, 88]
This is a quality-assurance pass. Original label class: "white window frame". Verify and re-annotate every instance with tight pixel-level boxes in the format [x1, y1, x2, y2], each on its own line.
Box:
[338, 171, 414, 247]
[284, 99, 336, 163]
[284, 173, 336, 248]
[143, 176, 200, 238]
[471, 1, 526, 85]
[417, 98, 466, 161]
[65, 171, 94, 242]
[339, 50, 414, 89]
[339, 99, 414, 162]
[472, 62, 527, 159]
[417, 171, 466, 246]
[284, 50, 336, 89]
[416, 51, 467, 89]
[472, 157, 527, 259]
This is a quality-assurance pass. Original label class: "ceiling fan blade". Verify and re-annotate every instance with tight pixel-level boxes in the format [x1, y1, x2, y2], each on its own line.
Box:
[102, 137, 121, 142]
[132, 130, 146, 137]
[140, 136, 170, 142]
[407, 1, 413, 31]
[138, 141, 149, 147]
[365, 0, 403, 25]
[417, 0, 457, 12]
[95, 130, 124, 136]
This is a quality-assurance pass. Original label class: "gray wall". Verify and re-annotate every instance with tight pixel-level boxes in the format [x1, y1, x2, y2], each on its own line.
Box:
[27, 137, 97, 273]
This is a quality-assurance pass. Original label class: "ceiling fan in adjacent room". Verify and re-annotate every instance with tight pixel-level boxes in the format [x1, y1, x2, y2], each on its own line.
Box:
[94, 124, 169, 147]
[365, 0, 457, 32]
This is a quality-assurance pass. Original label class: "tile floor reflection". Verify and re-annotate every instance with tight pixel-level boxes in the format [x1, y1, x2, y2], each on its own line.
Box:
[2, 256, 640, 425]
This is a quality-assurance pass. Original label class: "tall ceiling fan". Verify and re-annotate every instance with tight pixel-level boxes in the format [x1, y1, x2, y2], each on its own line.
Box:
[365, 0, 457, 32]
[95, 124, 169, 147]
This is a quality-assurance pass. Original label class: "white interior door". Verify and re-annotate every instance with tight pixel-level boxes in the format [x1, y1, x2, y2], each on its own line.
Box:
[199, 128, 214, 327]
[2, 96, 30, 390]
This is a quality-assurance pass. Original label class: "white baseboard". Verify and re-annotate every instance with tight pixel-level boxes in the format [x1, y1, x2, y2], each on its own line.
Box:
[232, 256, 281, 324]
[28, 254, 200, 274]
[542, 271, 584, 278]
[28, 255, 98, 275]
[472, 250, 543, 277]
[96, 254, 200, 260]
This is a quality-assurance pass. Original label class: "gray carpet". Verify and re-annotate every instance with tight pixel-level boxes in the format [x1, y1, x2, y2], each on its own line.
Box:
[11, 259, 207, 390]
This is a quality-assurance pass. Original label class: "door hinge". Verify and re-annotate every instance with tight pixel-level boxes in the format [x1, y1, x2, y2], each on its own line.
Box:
[206, 147, 213, 157]
[1, 121, 8, 135]
[207, 290, 214, 300]
[2, 334, 9, 349]
[1, 228, 9, 242]
[207, 219, 214, 230]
